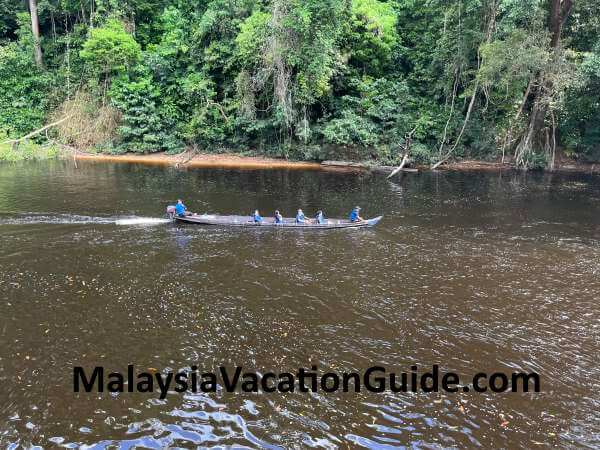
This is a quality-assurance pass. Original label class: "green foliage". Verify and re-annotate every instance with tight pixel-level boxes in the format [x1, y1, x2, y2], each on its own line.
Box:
[109, 71, 182, 153]
[0, 141, 60, 161]
[0, 0, 22, 38]
[0, 43, 53, 136]
[0, 14, 56, 137]
[1, 0, 599, 163]
[479, 29, 549, 95]
[236, 10, 269, 67]
[286, 0, 347, 106]
[321, 110, 379, 148]
[347, 0, 397, 75]
[80, 19, 141, 78]
[561, 42, 600, 161]
[321, 77, 409, 147]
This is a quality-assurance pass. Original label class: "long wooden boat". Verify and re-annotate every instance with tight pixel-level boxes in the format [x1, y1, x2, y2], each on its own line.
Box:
[174, 214, 383, 229]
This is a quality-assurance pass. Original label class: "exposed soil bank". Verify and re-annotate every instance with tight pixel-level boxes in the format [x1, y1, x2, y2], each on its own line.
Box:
[74, 151, 328, 171]
[71, 151, 600, 175]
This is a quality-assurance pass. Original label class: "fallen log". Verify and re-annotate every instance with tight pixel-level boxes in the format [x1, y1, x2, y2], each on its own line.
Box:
[321, 160, 368, 169]
[372, 165, 418, 174]
[321, 160, 418, 174]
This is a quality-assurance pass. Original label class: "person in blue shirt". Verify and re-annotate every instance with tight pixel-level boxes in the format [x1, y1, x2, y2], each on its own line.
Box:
[252, 209, 263, 223]
[295, 209, 306, 224]
[349, 206, 364, 222]
[315, 210, 325, 224]
[175, 199, 188, 217]
[274, 210, 283, 224]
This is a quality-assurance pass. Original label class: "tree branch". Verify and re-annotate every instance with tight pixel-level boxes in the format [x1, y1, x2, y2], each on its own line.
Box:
[2, 116, 72, 146]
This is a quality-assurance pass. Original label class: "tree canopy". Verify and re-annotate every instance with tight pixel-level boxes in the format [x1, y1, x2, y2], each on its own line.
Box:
[1, 0, 599, 167]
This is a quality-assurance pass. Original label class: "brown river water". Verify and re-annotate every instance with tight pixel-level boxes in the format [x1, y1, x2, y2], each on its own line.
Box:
[1, 161, 600, 448]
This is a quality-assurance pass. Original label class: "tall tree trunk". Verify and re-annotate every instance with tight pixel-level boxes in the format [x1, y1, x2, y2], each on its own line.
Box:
[515, 0, 572, 167]
[28, 0, 44, 68]
[549, 0, 572, 48]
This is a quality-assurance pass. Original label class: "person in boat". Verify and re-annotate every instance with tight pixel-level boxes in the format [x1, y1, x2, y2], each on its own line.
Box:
[349, 206, 364, 222]
[175, 199, 190, 217]
[252, 209, 263, 224]
[274, 210, 283, 224]
[295, 209, 307, 224]
[315, 210, 326, 224]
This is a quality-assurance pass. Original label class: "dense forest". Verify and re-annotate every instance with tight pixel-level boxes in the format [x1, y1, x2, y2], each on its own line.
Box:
[0, 0, 599, 168]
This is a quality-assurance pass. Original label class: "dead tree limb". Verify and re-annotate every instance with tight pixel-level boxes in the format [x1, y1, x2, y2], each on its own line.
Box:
[388, 127, 417, 179]
[207, 100, 230, 122]
[2, 116, 72, 147]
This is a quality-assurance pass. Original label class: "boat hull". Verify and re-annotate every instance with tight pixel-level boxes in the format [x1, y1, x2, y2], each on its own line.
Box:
[174, 214, 382, 229]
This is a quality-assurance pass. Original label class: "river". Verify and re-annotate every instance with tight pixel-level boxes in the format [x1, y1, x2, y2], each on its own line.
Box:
[1, 160, 599, 448]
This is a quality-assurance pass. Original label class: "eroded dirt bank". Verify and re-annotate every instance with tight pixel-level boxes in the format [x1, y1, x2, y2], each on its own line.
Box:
[72, 151, 600, 175]
[73, 151, 325, 170]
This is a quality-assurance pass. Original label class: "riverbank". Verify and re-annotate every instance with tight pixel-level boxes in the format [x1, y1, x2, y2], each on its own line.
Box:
[321, 158, 600, 174]
[443, 159, 600, 174]
[71, 151, 600, 175]
[3, 144, 599, 175]
[72, 151, 326, 171]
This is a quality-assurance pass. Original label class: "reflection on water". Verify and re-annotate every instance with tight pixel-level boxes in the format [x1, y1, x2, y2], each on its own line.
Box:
[1, 161, 600, 448]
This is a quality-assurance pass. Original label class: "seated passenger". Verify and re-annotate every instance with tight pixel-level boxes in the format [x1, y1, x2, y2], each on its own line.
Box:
[315, 210, 326, 224]
[252, 209, 263, 223]
[295, 209, 306, 224]
[349, 206, 364, 222]
[274, 210, 283, 224]
[175, 199, 188, 217]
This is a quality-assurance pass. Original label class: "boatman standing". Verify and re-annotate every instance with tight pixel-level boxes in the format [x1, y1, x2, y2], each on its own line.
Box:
[349, 206, 364, 222]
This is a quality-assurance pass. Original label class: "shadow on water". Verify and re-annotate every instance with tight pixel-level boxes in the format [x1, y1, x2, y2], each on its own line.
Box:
[0, 160, 599, 448]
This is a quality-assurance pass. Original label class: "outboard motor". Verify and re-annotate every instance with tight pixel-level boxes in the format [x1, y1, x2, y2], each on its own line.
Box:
[166, 205, 176, 220]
